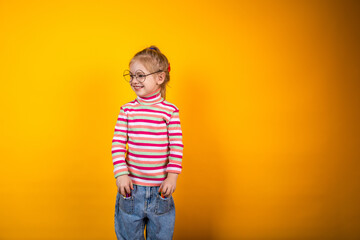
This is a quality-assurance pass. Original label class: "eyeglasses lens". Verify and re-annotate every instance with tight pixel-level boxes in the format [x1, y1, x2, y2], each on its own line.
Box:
[123, 70, 147, 83]
[135, 71, 146, 83]
[123, 70, 131, 82]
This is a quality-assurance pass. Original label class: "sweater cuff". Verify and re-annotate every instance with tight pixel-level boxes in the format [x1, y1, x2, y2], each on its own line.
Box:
[166, 164, 182, 174]
[114, 171, 130, 179]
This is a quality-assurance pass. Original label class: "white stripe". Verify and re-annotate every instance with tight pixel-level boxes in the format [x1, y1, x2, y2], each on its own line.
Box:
[168, 130, 182, 134]
[168, 162, 182, 166]
[128, 122, 167, 127]
[169, 116, 180, 121]
[128, 156, 168, 162]
[159, 103, 177, 111]
[113, 136, 126, 140]
[112, 146, 125, 151]
[128, 133, 166, 139]
[113, 156, 125, 161]
[115, 126, 127, 131]
[128, 111, 169, 118]
[166, 167, 181, 172]
[138, 95, 161, 102]
[114, 165, 127, 171]
[170, 151, 183, 156]
[128, 143, 168, 150]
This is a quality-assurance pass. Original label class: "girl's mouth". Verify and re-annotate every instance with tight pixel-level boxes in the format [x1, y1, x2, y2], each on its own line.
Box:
[132, 85, 144, 90]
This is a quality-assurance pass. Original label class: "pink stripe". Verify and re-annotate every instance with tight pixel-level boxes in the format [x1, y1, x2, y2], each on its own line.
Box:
[167, 164, 182, 169]
[128, 152, 168, 158]
[139, 91, 160, 100]
[112, 149, 126, 154]
[169, 143, 184, 148]
[124, 108, 171, 117]
[113, 160, 126, 165]
[128, 131, 167, 136]
[112, 139, 127, 144]
[128, 163, 166, 170]
[169, 154, 182, 158]
[128, 119, 165, 124]
[140, 94, 159, 100]
[128, 140, 169, 147]
[129, 174, 166, 181]
[169, 133, 182, 136]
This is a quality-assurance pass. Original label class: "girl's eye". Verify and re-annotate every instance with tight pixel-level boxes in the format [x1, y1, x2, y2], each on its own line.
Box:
[138, 74, 145, 78]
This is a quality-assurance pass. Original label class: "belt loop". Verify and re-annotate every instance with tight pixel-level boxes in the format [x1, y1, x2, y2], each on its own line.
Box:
[146, 187, 150, 199]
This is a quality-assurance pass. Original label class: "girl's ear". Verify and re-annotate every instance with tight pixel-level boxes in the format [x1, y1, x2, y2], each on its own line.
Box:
[156, 72, 165, 85]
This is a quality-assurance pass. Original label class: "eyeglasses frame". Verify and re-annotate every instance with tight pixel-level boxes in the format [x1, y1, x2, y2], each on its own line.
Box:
[123, 69, 164, 83]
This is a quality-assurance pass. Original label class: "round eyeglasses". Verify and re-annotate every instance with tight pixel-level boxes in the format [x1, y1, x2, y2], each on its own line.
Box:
[123, 69, 163, 83]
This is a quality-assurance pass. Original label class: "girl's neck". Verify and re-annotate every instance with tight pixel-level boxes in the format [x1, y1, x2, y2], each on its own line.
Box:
[136, 89, 163, 105]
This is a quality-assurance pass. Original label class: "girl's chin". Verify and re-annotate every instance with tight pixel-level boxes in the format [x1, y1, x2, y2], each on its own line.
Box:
[133, 91, 147, 97]
[132, 87, 143, 93]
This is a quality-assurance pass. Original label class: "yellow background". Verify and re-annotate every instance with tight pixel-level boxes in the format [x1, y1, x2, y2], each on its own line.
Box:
[1, 0, 359, 239]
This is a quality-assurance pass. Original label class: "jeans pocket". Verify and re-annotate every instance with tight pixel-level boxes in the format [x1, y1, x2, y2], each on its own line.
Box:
[155, 194, 174, 215]
[119, 195, 134, 215]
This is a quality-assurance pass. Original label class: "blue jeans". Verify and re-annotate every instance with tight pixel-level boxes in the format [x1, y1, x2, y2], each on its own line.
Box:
[114, 184, 175, 240]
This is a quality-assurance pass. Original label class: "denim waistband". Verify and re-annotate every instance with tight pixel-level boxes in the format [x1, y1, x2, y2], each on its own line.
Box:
[133, 184, 160, 189]
[133, 184, 161, 199]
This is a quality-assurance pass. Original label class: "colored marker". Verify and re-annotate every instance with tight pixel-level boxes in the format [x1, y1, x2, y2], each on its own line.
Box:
[159, 191, 166, 199]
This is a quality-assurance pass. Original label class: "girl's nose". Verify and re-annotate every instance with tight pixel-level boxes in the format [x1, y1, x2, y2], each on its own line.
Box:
[130, 78, 138, 84]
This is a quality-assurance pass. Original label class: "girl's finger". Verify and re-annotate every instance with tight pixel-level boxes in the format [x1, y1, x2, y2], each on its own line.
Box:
[169, 187, 174, 196]
[165, 186, 171, 196]
[125, 185, 130, 195]
[162, 185, 168, 195]
[120, 187, 125, 197]
[167, 189, 173, 198]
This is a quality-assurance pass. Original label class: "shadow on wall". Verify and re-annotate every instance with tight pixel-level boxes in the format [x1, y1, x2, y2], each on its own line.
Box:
[174, 70, 227, 240]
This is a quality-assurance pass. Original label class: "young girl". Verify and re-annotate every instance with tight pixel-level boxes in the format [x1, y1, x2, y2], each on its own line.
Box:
[111, 46, 184, 240]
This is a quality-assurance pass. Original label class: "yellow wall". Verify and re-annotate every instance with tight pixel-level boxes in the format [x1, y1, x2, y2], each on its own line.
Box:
[1, 0, 359, 239]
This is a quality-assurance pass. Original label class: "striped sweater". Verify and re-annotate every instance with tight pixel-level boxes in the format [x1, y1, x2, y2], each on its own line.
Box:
[111, 90, 184, 186]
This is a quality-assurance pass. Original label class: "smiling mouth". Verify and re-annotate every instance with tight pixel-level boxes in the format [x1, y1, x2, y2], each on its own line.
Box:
[132, 85, 144, 90]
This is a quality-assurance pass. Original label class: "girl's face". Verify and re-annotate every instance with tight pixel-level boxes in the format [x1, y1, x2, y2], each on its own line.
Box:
[129, 61, 164, 97]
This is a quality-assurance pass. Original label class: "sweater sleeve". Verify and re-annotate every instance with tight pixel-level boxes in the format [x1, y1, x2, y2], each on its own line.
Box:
[111, 107, 130, 178]
[166, 109, 184, 174]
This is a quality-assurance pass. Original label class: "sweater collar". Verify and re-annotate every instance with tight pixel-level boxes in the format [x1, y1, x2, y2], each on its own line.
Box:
[136, 89, 163, 105]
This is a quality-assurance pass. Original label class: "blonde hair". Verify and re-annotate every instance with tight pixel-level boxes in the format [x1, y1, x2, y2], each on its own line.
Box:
[129, 45, 170, 99]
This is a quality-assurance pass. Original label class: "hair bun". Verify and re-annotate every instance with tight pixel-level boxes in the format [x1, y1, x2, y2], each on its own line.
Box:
[148, 46, 160, 52]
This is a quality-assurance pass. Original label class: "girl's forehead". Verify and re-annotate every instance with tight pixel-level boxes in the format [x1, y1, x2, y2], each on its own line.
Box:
[130, 60, 148, 72]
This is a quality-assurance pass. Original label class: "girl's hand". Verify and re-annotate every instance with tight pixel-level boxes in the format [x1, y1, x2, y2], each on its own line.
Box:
[116, 175, 134, 197]
[159, 173, 178, 198]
